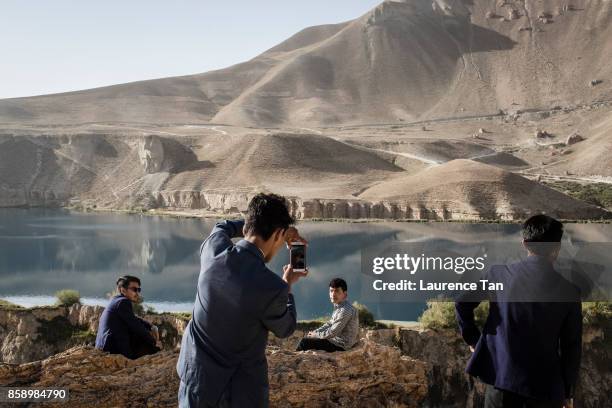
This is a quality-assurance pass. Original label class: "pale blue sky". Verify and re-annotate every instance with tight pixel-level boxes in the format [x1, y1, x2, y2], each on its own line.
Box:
[0, 1, 381, 99]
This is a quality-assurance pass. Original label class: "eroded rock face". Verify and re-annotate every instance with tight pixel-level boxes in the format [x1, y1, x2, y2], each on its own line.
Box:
[1, 306, 609, 408]
[0, 305, 102, 364]
[0, 340, 428, 408]
[137, 135, 198, 174]
[395, 327, 611, 408]
[138, 135, 165, 173]
[0, 304, 186, 364]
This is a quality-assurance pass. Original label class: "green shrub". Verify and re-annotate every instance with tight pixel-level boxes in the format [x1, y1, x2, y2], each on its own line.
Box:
[171, 312, 192, 322]
[144, 304, 157, 315]
[582, 302, 612, 326]
[132, 298, 145, 316]
[544, 181, 612, 210]
[419, 301, 489, 330]
[0, 299, 24, 310]
[352, 301, 376, 328]
[419, 302, 612, 329]
[54, 289, 81, 307]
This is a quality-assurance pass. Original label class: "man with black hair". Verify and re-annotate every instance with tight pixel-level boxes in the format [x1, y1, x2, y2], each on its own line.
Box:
[456, 214, 582, 408]
[296, 278, 359, 352]
[177, 193, 308, 408]
[95, 275, 161, 359]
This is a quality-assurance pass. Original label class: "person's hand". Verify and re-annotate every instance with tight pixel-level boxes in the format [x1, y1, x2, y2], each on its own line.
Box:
[469, 346, 475, 353]
[563, 399, 573, 408]
[285, 227, 308, 247]
[151, 325, 160, 342]
[282, 264, 308, 290]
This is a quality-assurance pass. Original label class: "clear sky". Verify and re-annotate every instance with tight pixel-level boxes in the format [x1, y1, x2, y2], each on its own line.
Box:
[0, 0, 382, 99]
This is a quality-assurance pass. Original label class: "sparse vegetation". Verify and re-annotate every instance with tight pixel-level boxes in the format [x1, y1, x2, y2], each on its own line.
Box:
[144, 304, 158, 314]
[132, 298, 145, 316]
[54, 289, 81, 307]
[544, 181, 612, 210]
[170, 312, 192, 322]
[37, 316, 95, 345]
[419, 301, 489, 330]
[352, 301, 376, 328]
[582, 302, 612, 326]
[0, 299, 24, 310]
[418, 301, 611, 329]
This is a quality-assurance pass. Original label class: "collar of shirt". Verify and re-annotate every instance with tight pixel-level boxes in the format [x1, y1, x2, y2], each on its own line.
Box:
[236, 239, 265, 261]
[334, 300, 348, 309]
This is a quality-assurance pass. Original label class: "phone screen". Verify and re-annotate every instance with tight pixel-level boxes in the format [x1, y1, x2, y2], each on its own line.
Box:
[290, 244, 306, 270]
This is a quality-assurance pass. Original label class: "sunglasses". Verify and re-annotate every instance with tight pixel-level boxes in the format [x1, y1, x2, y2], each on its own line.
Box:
[128, 287, 142, 293]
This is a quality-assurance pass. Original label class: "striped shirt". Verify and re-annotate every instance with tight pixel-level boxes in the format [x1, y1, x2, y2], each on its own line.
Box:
[312, 300, 359, 349]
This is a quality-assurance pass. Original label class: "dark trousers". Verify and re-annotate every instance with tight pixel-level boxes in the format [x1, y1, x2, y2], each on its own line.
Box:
[296, 337, 344, 352]
[178, 380, 231, 408]
[131, 339, 160, 359]
[485, 385, 563, 408]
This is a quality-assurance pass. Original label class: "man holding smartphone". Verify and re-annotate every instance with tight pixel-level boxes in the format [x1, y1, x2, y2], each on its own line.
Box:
[177, 193, 308, 408]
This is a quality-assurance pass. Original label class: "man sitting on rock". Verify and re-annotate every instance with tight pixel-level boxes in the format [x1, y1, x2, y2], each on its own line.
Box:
[95, 275, 161, 359]
[296, 278, 359, 352]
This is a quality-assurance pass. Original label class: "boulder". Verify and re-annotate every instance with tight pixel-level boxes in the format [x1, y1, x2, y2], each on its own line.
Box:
[566, 133, 585, 145]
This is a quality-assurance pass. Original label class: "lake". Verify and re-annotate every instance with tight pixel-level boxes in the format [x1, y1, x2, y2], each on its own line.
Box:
[1, 209, 610, 321]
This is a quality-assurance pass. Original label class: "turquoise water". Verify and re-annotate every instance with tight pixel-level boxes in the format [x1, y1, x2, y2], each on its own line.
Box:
[1, 209, 610, 320]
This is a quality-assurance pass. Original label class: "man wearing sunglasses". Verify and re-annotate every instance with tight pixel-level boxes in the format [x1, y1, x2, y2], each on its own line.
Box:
[95, 275, 161, 359]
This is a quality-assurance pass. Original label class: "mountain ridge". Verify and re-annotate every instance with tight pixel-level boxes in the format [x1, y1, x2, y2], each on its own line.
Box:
[1, 0, 610, 126]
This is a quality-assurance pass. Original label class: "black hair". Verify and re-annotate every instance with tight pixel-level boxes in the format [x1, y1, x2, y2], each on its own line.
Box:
[522, 214, 563, 256]
[329, 278, 348, 292]
[116, 275, 141, 289]
[244, 193, 295, 240]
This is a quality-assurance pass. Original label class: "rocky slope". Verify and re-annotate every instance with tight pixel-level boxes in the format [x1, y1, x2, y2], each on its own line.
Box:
[1, 0, 611, 220]
[0, 304, 187, 364]
[359, 159, 610, 220]
[0, 305, 609, 407]
[0, 132, 608, 221]
[0, 342, 428, 408]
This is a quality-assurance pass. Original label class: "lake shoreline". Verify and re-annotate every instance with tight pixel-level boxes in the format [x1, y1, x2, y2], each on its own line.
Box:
[61, 205, 612, 224]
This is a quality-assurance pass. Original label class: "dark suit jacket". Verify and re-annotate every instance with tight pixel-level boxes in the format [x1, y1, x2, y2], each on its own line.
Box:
[95, 294, 156, 359]
[176, 220, 297, 407]
[456, 255, 582, 402]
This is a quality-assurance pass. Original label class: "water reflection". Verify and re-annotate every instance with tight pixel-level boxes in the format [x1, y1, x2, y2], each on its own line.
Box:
[0, 209, 610, 321]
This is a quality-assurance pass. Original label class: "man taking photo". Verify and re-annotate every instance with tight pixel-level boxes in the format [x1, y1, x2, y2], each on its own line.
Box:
[177, 193, 308, 408]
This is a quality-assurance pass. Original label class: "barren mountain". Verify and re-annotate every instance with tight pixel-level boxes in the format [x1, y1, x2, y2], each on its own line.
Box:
[0, 0, 610, 220]
[1, 0, 611, 126]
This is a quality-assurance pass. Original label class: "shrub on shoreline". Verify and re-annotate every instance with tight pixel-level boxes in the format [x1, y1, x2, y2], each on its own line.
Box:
[0, 298, 24, 310]
[419, 301, 611, 329]
[352, 301, 376, 328]
[419, 301, 489, 330]
[54, 290, 81, 307]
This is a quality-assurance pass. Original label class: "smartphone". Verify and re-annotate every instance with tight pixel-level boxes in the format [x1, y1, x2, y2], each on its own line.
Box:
[290, 242, 306, 272]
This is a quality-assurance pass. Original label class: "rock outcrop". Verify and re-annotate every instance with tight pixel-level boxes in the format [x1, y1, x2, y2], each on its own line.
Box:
[0, 304, 187, 364]
[0, 305, 609, 407]
[0, 341, 428, 408]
